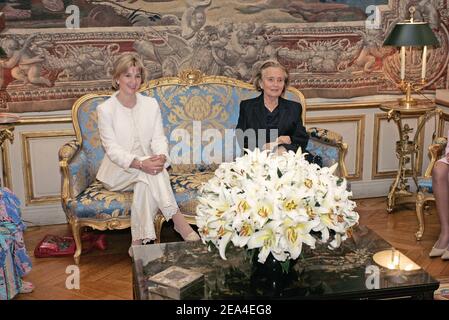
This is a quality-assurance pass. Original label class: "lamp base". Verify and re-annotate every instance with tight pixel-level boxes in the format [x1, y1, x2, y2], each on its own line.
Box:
[398, 97, 418, 108]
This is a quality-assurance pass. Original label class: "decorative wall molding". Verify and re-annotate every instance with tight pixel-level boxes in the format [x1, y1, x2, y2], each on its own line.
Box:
[21, 130, 75, 205]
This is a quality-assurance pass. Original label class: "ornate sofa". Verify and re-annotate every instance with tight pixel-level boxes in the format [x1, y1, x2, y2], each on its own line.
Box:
[59, 69, 348, 264]
[416, 136, 447, 240]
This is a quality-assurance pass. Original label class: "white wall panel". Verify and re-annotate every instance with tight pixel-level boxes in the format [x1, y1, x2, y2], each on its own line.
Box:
[21, 131, 74, 204]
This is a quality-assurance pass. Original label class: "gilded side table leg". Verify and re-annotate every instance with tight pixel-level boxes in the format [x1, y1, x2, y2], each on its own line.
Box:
[386, 110, 403, 212]
[387, 184, 398, 213]
[415, 191, 425, 240]
[387, 149, 405, 213]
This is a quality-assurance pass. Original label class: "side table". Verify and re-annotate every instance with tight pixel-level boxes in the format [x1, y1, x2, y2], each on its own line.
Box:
[379, 102, 440, 213]
[0, 113, 20, 188]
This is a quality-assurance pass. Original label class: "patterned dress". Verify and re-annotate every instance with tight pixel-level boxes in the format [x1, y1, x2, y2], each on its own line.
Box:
[0, 188, 32, 300]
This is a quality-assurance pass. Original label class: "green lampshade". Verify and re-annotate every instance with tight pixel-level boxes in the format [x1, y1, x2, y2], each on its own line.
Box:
[383, 22, 439, 47]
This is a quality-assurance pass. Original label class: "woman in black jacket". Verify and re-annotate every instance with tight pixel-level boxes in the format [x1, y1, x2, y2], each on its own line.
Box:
[236, 60, 321, 165]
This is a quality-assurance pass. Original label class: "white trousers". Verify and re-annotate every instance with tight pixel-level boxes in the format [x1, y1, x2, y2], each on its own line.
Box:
[101, 168, 179, 241]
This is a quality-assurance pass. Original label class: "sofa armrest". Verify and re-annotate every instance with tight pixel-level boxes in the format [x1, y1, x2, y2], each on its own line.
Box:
[424, 137, 447, 178]
[307, 127, 348, 178]
[59, 139, 89, 207]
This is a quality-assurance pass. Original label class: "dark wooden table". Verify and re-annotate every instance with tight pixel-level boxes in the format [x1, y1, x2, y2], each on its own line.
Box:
[131, 226, 439, 300]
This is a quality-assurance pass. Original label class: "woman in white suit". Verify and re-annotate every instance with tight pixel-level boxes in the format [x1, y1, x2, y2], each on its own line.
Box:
[96, 53, 200, 251]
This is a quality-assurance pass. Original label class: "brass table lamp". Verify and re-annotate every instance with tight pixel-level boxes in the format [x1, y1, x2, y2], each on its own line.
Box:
[383, 7, 439, 108]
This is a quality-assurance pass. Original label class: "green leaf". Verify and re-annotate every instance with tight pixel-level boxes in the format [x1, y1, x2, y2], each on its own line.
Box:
[280, 260, 291, 274]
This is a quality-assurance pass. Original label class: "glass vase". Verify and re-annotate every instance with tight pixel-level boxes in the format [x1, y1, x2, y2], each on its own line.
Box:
[249, 251, 299, 297]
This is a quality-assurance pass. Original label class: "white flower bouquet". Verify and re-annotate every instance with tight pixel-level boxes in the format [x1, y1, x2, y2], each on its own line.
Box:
[195, 149, 359, 271]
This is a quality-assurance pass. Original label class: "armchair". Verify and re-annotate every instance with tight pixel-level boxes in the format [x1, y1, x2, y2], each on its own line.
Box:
[416, 136, 448, 240]
[59, 69, 349, 264]
[59, 93, 165, 265]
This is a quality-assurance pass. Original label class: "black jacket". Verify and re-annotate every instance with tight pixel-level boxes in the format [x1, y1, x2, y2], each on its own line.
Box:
[236, 94, 309, 153]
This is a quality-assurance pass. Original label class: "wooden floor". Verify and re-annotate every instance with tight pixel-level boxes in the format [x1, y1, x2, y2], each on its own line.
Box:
[15, 197, 449, 300]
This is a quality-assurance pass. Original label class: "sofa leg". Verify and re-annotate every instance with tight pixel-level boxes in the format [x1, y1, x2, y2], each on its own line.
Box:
[154, 213, 165, 244]
[71, 222, 82, 265]
[415, 192, 425, 241]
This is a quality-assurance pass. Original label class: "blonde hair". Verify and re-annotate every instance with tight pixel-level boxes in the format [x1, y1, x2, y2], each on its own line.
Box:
[112, 52, 147, 90]
[252, 60, 290, 95]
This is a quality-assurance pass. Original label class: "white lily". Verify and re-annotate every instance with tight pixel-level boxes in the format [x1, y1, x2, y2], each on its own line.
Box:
[247, 221, 281, 263]
[218, 231, 233, 260]
[195, 148, 358, 266]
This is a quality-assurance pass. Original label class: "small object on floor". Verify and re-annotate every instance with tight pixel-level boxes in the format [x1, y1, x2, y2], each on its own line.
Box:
[34, 233, 107, 258]
[82, 233, 108, 251]
[34, 234, 76, 258]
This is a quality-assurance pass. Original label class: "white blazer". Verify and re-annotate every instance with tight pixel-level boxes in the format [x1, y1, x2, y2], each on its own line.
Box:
[96, 92, 171, 186]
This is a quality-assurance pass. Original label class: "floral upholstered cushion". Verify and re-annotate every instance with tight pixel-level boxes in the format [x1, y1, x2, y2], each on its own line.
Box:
[148, 84, 304, 168]
[307, 127, 343, 176]
[66, 180, 132, 219]
[418, 178, 433, 193]
[66, 172, 215, 219]
[68, 96, 109, 198]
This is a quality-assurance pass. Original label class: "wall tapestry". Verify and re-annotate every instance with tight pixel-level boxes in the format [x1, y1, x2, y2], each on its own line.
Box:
[0, 0, 447, 112]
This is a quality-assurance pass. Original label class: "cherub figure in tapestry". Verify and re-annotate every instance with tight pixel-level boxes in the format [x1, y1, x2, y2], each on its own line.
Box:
[347, 31, 394, 74]
[0, 35, 52, 87]
[181, 0, 211, 40]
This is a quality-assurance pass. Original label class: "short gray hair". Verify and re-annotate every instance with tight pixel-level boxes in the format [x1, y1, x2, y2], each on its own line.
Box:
[252, 60, 290, 95]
